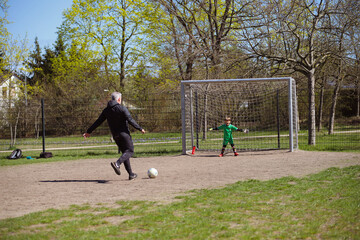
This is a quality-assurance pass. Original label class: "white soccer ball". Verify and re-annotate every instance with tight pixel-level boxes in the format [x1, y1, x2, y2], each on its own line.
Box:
[147, 168, 158, 178]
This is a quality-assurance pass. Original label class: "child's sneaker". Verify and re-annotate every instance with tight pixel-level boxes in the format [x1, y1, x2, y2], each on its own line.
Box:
[234, 152, 239, 156]
[219, 153, 223, 157]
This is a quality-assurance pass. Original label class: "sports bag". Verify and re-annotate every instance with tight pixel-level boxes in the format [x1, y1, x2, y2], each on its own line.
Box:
[7, 149, 22, 159]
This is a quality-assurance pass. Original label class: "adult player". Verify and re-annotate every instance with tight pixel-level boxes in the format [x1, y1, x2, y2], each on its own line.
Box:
[210, 117, 248, 157]
[83, 92, 145, 180]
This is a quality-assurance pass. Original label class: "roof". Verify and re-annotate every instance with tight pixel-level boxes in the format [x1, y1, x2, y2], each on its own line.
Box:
[0, 72, 24, 85]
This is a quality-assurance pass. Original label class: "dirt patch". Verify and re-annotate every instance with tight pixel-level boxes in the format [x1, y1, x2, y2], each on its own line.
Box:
[0, 150, 359, 220]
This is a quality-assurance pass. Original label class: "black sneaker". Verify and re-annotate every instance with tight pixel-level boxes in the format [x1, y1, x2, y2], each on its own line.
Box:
[129, 173, 137, 180]
[110, 162, 121, 175]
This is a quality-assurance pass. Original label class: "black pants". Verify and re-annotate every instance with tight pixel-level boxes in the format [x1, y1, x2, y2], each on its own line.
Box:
[113, 132, 134, 175]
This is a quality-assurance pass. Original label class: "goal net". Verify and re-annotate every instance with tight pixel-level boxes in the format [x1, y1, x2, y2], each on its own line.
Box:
[180, 78, 298, 154]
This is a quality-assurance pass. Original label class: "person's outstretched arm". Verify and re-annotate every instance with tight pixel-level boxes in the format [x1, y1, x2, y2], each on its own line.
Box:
[83, 111, 106, 138]
[236, 128, 249, 133]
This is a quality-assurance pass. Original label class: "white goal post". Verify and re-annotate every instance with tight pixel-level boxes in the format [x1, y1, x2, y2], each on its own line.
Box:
[181, 77, 298, 154]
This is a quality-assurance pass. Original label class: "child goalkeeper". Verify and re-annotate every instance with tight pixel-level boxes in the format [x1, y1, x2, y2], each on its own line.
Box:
[210, 117, 248, 157]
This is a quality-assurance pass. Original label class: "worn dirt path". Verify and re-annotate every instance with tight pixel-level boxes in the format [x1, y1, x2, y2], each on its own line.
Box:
[1, 150, 359, 220]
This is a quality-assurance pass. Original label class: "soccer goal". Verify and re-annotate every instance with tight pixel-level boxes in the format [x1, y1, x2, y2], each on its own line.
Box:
[180, 78, 298, 154]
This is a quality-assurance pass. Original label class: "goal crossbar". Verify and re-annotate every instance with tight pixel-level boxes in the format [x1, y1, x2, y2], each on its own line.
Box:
[181, 77, 293, 84]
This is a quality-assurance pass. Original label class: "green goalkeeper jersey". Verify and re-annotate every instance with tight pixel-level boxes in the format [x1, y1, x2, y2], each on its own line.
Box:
[218, 124, 238, 145]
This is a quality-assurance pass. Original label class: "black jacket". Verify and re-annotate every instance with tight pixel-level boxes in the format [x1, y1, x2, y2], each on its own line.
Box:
[87, 100, 143, 136]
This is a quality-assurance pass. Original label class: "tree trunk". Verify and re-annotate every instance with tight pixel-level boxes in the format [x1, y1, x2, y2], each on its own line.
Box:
[35, 106, 41, 138]
[9, 110, 21, 148]
[183, 37, 195, 81]
[328, 79, 342, 135]
[119, 14, 126, 90]
[10, 122, 13, 148]
[13, 110, 20, 147]
[357, 77, 360, 117]
[185, 42, 195, 80]
[317, 77, 325, 132]
[210, 49, 221, 79]
[308, 70, 316, 145]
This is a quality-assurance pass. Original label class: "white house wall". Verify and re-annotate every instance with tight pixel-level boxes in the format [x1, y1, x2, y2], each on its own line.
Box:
[0, 75, 22, 108]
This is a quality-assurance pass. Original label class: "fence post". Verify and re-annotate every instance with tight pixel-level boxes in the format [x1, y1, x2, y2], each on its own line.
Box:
[41, 99, 46, 153]
[277, 89, 280, 149]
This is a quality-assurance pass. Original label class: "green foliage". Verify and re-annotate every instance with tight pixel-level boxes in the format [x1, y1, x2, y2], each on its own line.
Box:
[51, 40, 104, 97]
[26, 38, 44, 86]
[60, 0, 156, 90]
[0, 0, 8, 75]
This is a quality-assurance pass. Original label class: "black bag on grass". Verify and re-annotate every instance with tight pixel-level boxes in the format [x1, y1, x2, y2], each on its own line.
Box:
[7, 149, 22, 159]
[40, 152, 53, 158]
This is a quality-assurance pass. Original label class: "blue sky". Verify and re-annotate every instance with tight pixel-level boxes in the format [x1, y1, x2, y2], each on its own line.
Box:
[7, 0, 73, 49]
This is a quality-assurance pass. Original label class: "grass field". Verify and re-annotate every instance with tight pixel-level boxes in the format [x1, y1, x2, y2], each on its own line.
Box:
[0, 131, 359, 239]
[0, 166, 359, 239]
[0, 133, 183, 166]
[1, 130, 359, 167]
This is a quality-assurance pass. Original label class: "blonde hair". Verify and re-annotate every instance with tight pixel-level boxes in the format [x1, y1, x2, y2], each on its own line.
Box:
[225, 117, 231, 121]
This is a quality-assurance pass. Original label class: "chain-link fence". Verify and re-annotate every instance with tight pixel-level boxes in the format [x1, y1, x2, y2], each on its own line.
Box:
[0, 88, 359, 152]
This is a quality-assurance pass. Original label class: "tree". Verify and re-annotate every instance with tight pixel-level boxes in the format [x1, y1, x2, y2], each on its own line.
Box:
[238, 0, 340, 145]
[158, 0, 250, 79]
[51, 39, 103, 97]
[1, 34, 29, 147]
[347, 0, 360, 117]
[148, 4, 198, 81]
[0, 0, 9, 75]
[61, 0, 149, 90]
[43, 36, 107, 135]
[316, 68, 328, 132]
[326, 0, 358, 134]
[156, 0, 253, 140]
[26, 38, 44, 86]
